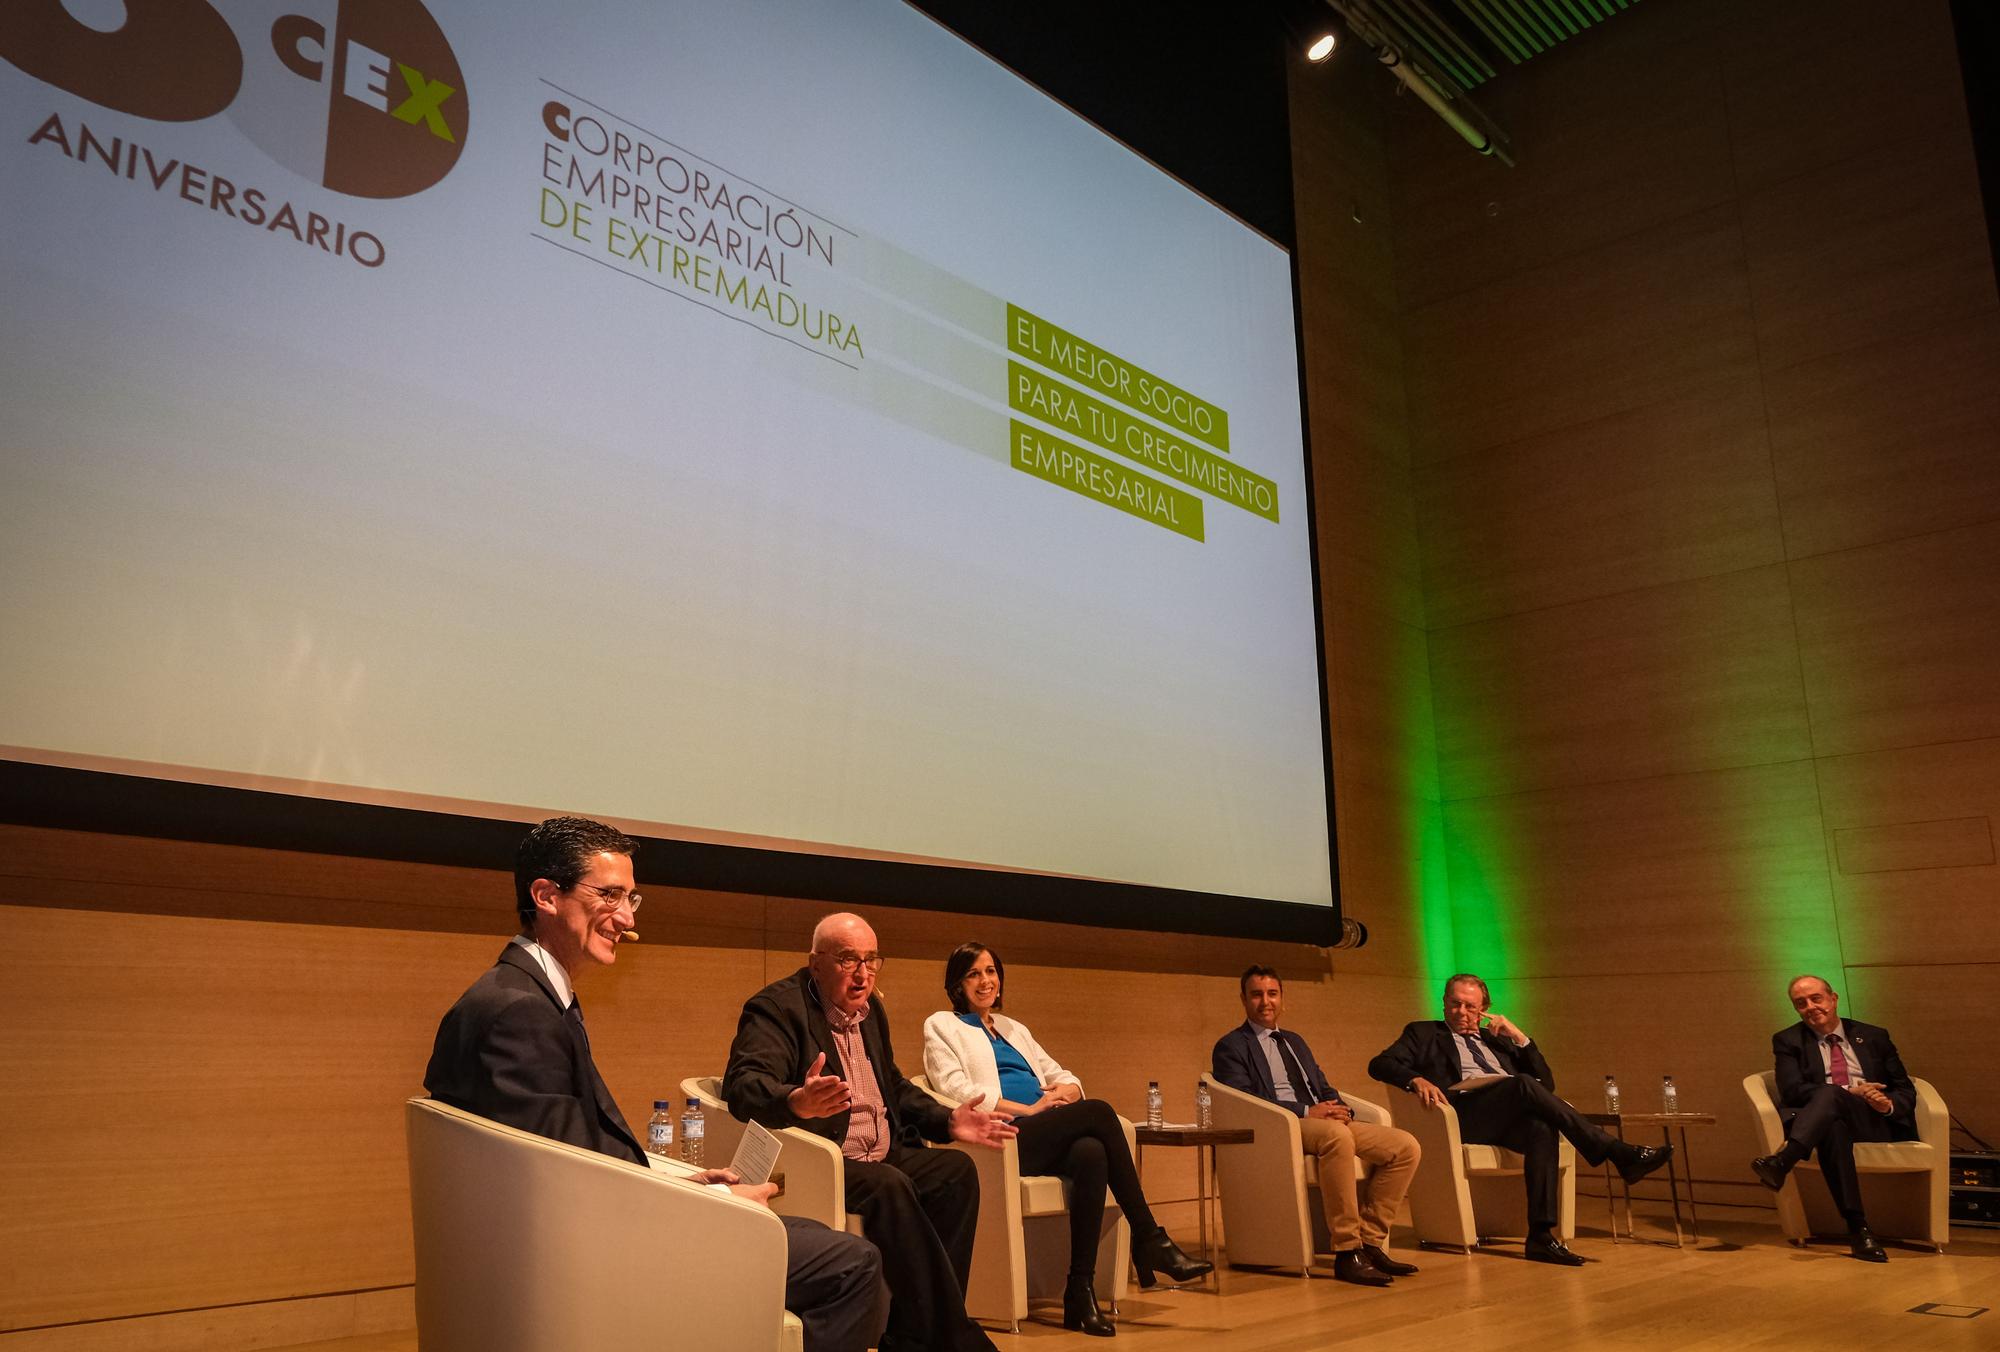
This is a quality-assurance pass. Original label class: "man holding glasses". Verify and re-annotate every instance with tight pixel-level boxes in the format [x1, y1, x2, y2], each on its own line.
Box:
[726, 912, 1016, 1352]
[426, 819, 886, 1352]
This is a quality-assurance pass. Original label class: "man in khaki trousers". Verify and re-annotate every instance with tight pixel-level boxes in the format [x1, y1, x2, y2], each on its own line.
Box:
[1212, 966, 1422, 1286]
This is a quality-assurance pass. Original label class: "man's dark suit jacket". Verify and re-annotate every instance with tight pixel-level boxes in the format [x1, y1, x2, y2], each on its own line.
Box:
[1772, 1018, 1918, 1140]
[1211, 1021, 1347, 1117]
[1367, 1019, 1554, 1095]
[724, 967, 952, 1149]
[424, 943, 644, 1164]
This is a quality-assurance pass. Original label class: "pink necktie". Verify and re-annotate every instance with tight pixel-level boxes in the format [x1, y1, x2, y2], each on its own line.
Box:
[1825, 1035, 1851, 1087]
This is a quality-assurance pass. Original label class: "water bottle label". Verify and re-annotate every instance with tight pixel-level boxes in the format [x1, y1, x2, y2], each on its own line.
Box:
[649, 1123, 672, 1147]
[685, 1121, 704, 1140]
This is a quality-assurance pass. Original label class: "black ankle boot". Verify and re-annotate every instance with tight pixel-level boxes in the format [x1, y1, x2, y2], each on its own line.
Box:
[1063, 1275, 1116, 1336]
[1132, 1227, 1214, 1286]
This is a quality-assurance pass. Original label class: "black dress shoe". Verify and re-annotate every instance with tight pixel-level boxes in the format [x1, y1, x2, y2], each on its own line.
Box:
[1523, 1234, 1586, 1267]
[1750, 1154, 1791, 1191]
[1849, 1228, 1888, 1263]
[1063, 1275, 1117, 1336]
[1332, 1250, 1395, 1286]
[1362, 1243, 1418, 1276]
[1132, 1228, 1213, 1286]
[1617, 1143, 1673, 1185]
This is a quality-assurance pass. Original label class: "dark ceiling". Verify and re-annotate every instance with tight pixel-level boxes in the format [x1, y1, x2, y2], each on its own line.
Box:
[909, 1, 1302, 248]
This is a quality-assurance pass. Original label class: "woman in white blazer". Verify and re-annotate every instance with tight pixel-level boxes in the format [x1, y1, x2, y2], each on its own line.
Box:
[923, 941, 1210, 1336]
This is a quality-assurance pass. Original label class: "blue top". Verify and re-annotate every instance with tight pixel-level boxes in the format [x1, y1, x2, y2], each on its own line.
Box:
[959, 1012, 1041, 1105]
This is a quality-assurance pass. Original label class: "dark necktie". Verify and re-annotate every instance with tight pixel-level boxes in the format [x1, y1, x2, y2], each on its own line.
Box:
[1273, 1033, 1318, 1105]
[1825, 1034, 1851, 1086]
[1461, 1033, 1500, 1075]
[566, 997, 590, 1050]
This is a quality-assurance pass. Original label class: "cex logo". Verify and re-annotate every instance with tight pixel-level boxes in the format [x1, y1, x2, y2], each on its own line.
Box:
[1, 0, 469, 198]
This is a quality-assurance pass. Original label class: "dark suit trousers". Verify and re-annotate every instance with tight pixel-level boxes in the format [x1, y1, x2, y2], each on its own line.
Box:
[780, 1215, 888, 1352]
[1782, 1085, 1895, 1222]
[1015, 1098, 1158, 1277]
[1451, 1073, 1620, 1235]
[845, 1142, 985, 1352]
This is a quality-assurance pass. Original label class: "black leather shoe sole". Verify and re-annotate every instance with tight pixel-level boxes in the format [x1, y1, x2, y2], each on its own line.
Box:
[1750, 1155, 1788, 1191]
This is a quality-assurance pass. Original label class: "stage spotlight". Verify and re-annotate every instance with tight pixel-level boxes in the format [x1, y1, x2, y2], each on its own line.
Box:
[1306, 31, 1338, 62]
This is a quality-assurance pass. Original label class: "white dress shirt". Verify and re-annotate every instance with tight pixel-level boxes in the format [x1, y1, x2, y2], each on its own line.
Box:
[509, 934, 574, 1009]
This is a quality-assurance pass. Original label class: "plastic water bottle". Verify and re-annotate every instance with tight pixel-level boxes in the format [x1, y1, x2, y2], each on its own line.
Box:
[1661, 1075, 1679, 1115]
[1196, 1079, 1212, 1129]
[1603, 1076, 1621, 1114]
[646, 1099, 675, 1159]
[680, 1096, 706, 1167]
[1146, 1081, 1163, 1129]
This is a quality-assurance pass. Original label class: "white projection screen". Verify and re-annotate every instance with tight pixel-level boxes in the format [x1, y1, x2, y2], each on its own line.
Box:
[1, 0, 1338, 939]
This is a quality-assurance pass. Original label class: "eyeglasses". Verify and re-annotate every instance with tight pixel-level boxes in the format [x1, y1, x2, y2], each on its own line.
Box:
[570, 881, 642, 913]
[819, 950, 883, 974]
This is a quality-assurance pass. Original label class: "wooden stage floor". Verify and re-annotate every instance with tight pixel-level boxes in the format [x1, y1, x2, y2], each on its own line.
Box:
[279, 1210, 2000, 1352]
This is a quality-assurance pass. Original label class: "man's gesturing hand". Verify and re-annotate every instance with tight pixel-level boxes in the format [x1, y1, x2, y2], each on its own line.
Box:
[948, 1092, 1019, 1148]
[786, 1051, 852, 1118]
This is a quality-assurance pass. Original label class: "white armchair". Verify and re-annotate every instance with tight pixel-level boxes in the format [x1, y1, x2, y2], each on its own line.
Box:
[405, 1097, 802, 1352]
[1741, 1071, 1949, 1250]
[1204, 1073, 1394, 1272]
[682, 1075, 862, 1236]
[910, 1076, 1133, 1332]
[1396, 1090, 1575, 1250]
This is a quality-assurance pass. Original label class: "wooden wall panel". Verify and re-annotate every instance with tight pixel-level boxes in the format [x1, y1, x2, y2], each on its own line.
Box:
[1315, 444, 1427, 630]
[1389, 14, 1735, 311]
[1440, 760, 1837, 979]
[1427, 564, 1813, 801]
[1738, 129, 1994, 373]
[1791, 518, 2000, 757]
[1816, 737, 2000, 967]
[1388, 0, 2000, 1207]
[0, 905, 451, 1330]
[1764, 310, 2000, 559]
[1416, 379, 1783, 627]
[1401, 206, 1758, 463]
[1722, 0, 1972, 195]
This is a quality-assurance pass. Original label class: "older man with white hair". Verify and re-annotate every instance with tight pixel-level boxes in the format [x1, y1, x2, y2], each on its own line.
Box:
[726, 913, 1016, 1352]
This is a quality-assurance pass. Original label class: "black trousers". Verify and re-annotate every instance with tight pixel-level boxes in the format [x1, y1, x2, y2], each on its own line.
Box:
[1782, 1084, 1896, 1223]
[1015, 1097, 1160, 1277]
[779, 1214, 888, 1352]
[1450, 1073, 1621, 1235]
[845, 1141, 988, 1352]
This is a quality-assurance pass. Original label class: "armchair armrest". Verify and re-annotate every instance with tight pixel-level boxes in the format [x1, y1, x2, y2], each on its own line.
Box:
[684, 1074, 849, 1230]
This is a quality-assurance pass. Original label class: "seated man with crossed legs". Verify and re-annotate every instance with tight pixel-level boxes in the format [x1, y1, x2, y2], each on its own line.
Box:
[1750, 974, 1919, 1262]
[1368, 973, 1670, 1266]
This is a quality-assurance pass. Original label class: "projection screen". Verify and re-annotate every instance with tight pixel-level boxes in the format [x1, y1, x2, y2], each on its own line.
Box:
[0, 0, 1337, 936]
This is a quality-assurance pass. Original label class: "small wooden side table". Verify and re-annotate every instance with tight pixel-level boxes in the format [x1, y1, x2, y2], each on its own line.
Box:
[1133, 1126, 1253, 1284]
[1583, 1111, 1717, 1247]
